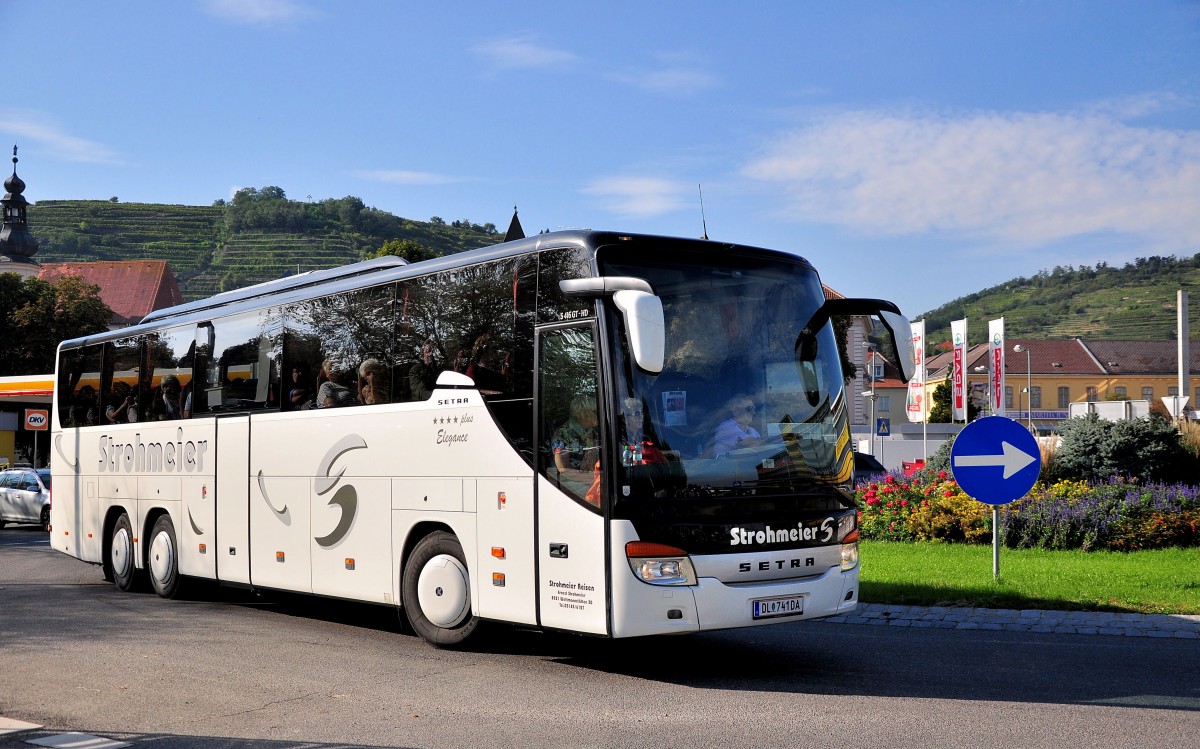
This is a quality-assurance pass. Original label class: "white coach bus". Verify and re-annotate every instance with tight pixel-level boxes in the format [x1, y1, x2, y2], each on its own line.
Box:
[50, 231, 914, 647]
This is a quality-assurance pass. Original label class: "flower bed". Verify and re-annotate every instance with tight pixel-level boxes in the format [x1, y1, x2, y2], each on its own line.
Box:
[855, 473, 1200, 551]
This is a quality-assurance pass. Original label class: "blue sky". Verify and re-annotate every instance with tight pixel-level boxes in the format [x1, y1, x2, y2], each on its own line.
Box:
[5, 1, 1199, 318]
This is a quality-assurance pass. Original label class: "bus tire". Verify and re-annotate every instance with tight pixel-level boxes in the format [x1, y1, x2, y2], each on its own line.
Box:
[110, 513, 137, 592]
[148, 514, 181, 599]
[402, 531, 479, 647]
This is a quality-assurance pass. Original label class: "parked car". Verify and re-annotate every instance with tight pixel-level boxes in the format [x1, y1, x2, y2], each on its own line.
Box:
[852, 452, 887, 485]
[0, 468, 52, 531]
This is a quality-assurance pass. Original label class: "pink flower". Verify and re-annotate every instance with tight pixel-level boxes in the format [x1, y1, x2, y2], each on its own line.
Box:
[937, 470, 948, 480]
[884, 475, 896, 485]
[900, 499, 909, 507]
[943, 490, 955, 498]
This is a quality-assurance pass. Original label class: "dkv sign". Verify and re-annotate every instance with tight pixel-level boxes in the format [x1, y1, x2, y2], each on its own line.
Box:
[24, 409, 49, 431]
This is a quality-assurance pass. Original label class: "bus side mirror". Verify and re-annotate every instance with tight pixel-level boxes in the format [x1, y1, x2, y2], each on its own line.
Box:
[878, 311, 916, 383]
[799, 298, 916, 383]
[559, 276, 664, 374]
[613, 290, 664, 374]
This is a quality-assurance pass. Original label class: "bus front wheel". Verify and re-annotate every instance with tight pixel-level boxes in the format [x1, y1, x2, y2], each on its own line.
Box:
[148, 514, 181, 599]
[110, 513, 137, 592]
[402, 531, 479, 647]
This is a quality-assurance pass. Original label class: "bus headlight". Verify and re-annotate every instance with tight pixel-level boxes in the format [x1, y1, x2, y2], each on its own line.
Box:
[625, 542, 697, 586]
[840, 529, 860, 571]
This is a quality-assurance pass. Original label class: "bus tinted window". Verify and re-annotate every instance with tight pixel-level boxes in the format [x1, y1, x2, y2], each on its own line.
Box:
[57, 344, 103, 427]
[536, 247, 594, 325]
[285, 284, 394, 409]
[197, 310, 281, 413]
[142, 327, 194, 421]
[103, 337, 141, 424]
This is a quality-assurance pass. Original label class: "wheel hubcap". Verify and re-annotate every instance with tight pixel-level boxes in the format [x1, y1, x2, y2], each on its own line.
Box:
[416, 554, 470, 628]
[111, 527, 132, 578]
[150, 529, 174, 585]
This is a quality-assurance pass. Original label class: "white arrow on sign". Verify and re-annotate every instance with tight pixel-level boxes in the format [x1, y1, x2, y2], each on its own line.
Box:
[952, 440, 1037, 480]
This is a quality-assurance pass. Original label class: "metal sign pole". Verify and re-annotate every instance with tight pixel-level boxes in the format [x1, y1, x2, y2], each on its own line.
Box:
[993, 507, 1000, 581]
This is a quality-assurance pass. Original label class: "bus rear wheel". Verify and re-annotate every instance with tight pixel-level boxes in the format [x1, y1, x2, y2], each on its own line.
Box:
[110, 513, 137, 592]
[148, 514, 181, 599]
[402, 531, 479, 647]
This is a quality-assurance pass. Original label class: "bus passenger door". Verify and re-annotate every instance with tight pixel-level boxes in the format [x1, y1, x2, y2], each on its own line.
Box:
[535, 324, 609, 635]
[215, 415, 251, 585]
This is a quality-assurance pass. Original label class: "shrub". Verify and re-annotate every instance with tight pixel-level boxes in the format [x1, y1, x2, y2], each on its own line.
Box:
[907, 485, 992, 543]
[1001, 479, 1200, 551]
[857, 470, 990, 544]
[858, 475, 918, 542]
[1048, 414, 1196, 483]
[1107, 509, 1200, 551]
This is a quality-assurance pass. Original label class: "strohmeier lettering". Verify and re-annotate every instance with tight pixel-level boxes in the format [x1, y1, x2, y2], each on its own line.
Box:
[98, 428, 208, 474]
[728, 518, 835, 546]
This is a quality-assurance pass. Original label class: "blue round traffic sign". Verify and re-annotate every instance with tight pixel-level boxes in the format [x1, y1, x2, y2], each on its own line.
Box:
[950, 416, 1041, 505]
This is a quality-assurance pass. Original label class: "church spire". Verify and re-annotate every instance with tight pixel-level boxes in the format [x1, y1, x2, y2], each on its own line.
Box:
[503, 205, 525, 242]
[0, 145, 41, 277]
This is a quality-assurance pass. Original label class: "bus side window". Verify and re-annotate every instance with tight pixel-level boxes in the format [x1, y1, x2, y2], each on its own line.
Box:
[206, 311, 281, 413]
[539, 326, 603, 510]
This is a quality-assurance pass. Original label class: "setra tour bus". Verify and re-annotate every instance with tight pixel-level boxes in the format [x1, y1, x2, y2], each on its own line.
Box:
[50, 231, 914, 647]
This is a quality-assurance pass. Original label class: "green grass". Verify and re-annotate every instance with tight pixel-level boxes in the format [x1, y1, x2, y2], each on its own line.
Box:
[859, 541, 1200, 615]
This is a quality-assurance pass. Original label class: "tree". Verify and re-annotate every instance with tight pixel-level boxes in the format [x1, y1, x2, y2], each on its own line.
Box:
[369, 238, 439, 264]
[928, 380, 979, 423]
[0, 273, 112, 376]
[832, 316, 856, 383]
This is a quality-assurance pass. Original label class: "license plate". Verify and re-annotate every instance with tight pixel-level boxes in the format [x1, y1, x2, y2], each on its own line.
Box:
[752, 595, 805, 619]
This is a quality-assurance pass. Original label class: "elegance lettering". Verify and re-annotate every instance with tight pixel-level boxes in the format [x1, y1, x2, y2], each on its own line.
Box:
[98, 428, 209, 474]
[436, 429, 469, 445]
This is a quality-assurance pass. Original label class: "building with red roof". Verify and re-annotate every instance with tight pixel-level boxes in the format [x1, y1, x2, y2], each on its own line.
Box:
[37, 260, 183, 328]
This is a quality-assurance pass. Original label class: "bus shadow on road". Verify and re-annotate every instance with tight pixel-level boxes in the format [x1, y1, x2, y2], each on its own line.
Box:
[541, 622, 1200, 712]
[1, 729, 413, 749]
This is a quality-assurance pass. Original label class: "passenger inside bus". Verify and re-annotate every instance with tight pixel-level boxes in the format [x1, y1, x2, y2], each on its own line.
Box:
[357, 358, 389, 405]
[288, 364, 312, 409]
[619, 397, 665, 466]
[316, 358, 357, 408]
[105, 382, 137, 424]
[551, 394, 601, 506]
[465, 334, 507, 395]
[408, 340, 439, 401]
[712, 393, 763, 456]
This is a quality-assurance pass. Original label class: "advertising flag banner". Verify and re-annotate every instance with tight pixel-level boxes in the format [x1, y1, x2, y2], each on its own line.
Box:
[951, 319, 967, 421]
[988, 318, 1006, 414]
[906, 319, 926, 423]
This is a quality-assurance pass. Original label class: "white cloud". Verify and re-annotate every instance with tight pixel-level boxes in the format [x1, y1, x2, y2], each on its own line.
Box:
[609, 65, 719, 96]
[742, 106, 1200, 247]
[350, 169, 468, 186]
[202, 0, 316, 27]
[473, 35, 577, 71]
[582, 176, 689, 218]
[0, 112, 121, 165]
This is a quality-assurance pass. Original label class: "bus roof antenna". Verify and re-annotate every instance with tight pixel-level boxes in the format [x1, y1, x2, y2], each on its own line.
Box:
[698, 184, 709, 240]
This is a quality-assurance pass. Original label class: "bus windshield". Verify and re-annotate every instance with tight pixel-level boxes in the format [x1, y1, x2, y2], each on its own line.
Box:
[600, 243, 852, 511]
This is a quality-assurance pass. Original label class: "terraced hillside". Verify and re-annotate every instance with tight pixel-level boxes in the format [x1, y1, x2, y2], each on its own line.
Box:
[31, 194, 500, 301]
[921, 255, 1200, 345]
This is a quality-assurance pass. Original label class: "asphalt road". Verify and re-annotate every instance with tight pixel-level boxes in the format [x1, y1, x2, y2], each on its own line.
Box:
[1, 524, 1197, 749]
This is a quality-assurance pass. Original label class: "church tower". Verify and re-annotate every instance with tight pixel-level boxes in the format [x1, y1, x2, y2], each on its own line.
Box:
[0, 145, 40, 278]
